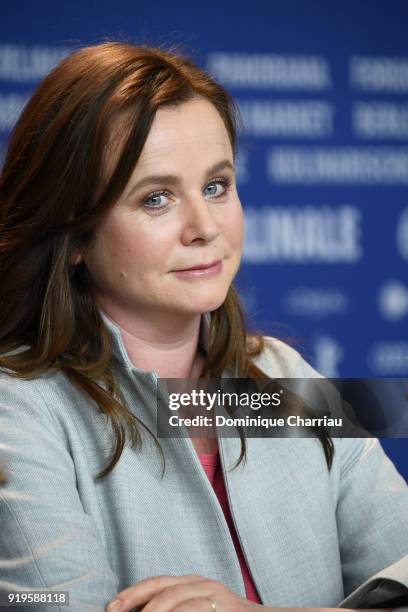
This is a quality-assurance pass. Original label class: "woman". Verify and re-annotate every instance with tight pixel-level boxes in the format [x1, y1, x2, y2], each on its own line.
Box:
[0, 42, 406, 612]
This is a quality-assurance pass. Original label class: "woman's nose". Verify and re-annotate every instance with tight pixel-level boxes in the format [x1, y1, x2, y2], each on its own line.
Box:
[180, 196, 220, 244]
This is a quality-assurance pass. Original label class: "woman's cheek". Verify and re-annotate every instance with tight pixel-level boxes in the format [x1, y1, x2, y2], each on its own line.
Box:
[228, 206, 244, 250]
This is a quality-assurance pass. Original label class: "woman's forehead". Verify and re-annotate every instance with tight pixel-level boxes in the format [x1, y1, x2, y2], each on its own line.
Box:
[135, 103, 231, 168]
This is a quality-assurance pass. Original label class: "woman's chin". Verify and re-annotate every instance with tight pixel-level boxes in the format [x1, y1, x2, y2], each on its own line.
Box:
[178, 295, 227, 315]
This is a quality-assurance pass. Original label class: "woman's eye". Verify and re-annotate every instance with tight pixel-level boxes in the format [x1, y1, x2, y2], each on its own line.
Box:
[204, 177, 231, 198]
[144, 191, 169, 207]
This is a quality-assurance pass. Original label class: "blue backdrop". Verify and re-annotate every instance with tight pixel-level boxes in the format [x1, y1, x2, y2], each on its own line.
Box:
[0, 0, 407, 478]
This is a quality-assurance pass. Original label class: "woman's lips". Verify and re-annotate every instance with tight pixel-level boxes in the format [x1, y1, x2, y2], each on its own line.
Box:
[173, 260, 222, 277]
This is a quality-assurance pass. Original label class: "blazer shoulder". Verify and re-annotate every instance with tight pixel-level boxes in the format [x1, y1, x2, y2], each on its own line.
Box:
[0, 366, 67, 397]
[0, 366, 78, 433]
[253, 335, 324, 379]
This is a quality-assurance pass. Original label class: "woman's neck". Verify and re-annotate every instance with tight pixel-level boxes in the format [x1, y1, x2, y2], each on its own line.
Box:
[101, 305, 206, 379]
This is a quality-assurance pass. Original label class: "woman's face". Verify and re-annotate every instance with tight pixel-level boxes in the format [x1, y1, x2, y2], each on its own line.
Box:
[82, 97, 244, 319]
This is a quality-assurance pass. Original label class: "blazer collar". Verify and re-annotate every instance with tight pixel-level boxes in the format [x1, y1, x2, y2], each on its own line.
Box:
[99, 309, 211, 373]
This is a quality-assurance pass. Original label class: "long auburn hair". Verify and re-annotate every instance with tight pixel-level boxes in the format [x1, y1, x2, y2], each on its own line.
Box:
[0, 41, 333, 479]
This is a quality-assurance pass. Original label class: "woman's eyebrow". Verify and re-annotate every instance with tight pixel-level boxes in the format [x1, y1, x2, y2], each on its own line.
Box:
[125, 159, 235, 199]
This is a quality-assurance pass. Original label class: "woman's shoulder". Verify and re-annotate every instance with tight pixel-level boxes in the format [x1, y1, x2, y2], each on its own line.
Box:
[250, 333, 324, 379]
[0, 364, 81, 426]
[0, 363, 65, 391]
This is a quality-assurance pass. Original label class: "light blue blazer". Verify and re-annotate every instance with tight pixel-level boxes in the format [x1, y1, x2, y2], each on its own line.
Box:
[0, 312, 407, 611]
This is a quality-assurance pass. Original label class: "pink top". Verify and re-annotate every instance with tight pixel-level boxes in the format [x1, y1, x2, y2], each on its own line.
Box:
[198, 451, 261, 604]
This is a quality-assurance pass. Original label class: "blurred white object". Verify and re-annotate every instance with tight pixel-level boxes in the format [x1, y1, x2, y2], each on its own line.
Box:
[378, 279, 408, 321]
